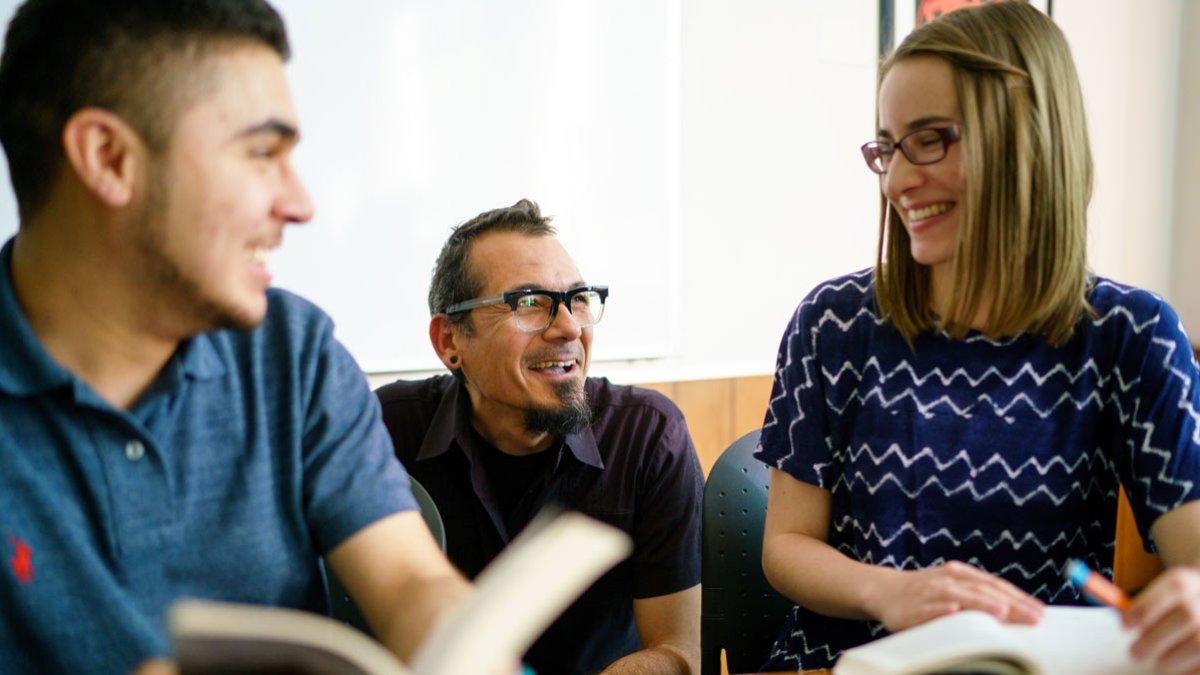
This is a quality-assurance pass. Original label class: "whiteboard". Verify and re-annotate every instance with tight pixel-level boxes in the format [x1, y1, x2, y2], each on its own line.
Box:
[0, 0, 680, 373]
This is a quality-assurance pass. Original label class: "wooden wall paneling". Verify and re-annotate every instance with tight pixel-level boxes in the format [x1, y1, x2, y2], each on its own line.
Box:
[638, 381, 678, 401]
[672, 378, 735, 475]
[732, 374, 775, 440]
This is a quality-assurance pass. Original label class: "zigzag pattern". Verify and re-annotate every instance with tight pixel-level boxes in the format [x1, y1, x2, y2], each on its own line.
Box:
[833, 470, 1116, 506]
[779, 624, 841, 663]
[827, 385, 1119, 422]
[796, 269, 873, 311]
[838, 443, 1115, 480]
[823, 356, 1138, 393]
[1093, 279, 1162, 301]
[835, 548, 1087, 603]
[1103, 336, 1198, 512]
[1154, 335, 1200, 447]
[756, 274, 1200, 668]
[792, 302, 1160, 425]
[830, 515, 1110, 553]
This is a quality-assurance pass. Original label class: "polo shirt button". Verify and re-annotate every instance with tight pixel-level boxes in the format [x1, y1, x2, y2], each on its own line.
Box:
[124, 440, 146, 461]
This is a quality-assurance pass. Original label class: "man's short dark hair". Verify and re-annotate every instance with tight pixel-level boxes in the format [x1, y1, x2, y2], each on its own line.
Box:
[429, 198, 557, 334]
[0, 0, 290, 221]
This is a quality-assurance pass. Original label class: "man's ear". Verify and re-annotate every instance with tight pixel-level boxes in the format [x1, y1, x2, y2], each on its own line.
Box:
[429, 314, 464, 371]
[60, 108, 146, 209]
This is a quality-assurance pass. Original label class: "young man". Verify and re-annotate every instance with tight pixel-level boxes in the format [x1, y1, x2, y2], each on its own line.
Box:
[0, 1, 469, 672]
[377, 199, 703, 675]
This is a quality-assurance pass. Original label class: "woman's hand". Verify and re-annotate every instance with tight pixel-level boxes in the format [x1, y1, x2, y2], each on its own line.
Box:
[863, 560, 1045, 633]
[1126, 566, 1200, 674]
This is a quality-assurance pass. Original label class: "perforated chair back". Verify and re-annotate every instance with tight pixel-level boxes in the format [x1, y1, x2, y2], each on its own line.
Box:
[325, 476, 447, 636]
[701, 429, 793, 675]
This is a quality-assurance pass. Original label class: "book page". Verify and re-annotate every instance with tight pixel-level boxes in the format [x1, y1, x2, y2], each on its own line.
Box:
[410, 510, 633, 675]
[834, 610, 1036, 675]
[1003, 606, 1155, 675]
[171, 600, 408, 675]
[835, 607, 1157, 675]
[170, 510, 631, 675]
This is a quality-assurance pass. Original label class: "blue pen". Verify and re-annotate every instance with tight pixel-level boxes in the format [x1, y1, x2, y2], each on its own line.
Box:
[1064, 558, 1130, 611]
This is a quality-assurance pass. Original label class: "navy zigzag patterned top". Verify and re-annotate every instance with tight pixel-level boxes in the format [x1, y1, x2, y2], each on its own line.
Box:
[754, 269, 1200, 671]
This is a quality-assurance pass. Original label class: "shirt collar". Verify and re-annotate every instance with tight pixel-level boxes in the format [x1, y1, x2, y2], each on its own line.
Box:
[416, 378, 605, 470]
[0, 237, 227, 398]
[563, 416, 604, 470]
[0, 238, 73, 396]
[176, 332, 227, 381]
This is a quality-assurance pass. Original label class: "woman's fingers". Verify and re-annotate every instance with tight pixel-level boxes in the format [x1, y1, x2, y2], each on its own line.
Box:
[880, 562, 1046, 633]
[938, 561, 1044, 622]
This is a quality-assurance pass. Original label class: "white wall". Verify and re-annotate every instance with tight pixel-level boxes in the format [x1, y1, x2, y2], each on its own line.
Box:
[378, 0, 882, 388]
[665, 0, 879, 378]
[1170, 0, 1200, 340]
[0, 1, 1193, 388]
[597, 0, 1198, 385]
[1054, 0, 1182, 301]
[0, 0, 879, 386]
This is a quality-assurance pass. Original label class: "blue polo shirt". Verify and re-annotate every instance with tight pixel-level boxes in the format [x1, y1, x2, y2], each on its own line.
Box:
[0, 239, 417, 673]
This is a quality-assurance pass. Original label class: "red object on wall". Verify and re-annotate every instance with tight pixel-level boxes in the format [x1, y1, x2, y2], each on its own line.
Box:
[916, 0, 988, 27]
[8, 536, 33, 585]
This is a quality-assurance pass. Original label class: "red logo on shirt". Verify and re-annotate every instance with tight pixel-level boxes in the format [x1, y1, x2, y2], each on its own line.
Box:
[8, 536, 33, 584]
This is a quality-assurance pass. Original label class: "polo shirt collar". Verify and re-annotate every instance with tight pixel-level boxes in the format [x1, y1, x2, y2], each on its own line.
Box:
[0, 237, 227, 398]
[416, 378, 605, 470]
[176, 333, 226, 381]
[0, 238, 72, 396]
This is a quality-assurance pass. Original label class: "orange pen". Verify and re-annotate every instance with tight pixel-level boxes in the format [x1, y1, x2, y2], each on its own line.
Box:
[1065, 558, 1130, 611]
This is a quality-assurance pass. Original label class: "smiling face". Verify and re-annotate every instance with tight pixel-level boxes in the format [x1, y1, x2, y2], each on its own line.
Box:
[877, 55, 966, 274]
[453, 231, 594, 435]
[132, 43, 313, 331]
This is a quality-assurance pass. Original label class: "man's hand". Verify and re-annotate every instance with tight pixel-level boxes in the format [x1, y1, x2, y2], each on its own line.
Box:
[864, 560, 1045, 633]
[1126, 566, 1200, 674]
[600, 586, 699, 674]
[130, 659, 178, 675]
[327, 511, 472, 663]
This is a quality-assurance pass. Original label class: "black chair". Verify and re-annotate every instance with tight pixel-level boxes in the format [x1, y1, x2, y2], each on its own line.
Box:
[325, 476, 447, 636]
[701, 429, 794, 675]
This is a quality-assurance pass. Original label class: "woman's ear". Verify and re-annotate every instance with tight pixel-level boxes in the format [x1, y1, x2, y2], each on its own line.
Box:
[60, 108, 146, 209]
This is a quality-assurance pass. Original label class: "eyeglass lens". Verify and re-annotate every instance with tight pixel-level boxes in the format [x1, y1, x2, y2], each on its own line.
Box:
[863, 128, 952, 174]
[513, 290, 606, 332]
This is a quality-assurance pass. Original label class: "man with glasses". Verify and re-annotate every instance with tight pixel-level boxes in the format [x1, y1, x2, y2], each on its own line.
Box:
[377, 199, 703, 675]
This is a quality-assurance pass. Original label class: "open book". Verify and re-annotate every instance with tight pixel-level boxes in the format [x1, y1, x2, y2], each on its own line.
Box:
[834, 606, 1156, 675]
[169, 510, 632, 675]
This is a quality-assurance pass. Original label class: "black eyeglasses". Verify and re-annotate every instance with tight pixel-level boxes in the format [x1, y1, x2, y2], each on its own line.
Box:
[443, 286, 609, 333]
[860, 124, 962, 175]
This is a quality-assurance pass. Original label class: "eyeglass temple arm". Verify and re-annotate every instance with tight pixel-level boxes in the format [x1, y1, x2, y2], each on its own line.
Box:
[443, 293, 506, 315]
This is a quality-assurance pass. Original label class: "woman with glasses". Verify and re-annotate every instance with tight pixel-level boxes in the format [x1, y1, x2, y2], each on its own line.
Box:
[755, 3, 1200, 672]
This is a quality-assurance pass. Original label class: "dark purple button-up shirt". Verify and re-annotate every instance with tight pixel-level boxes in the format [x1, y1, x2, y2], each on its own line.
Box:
[377, 375, 703, 675]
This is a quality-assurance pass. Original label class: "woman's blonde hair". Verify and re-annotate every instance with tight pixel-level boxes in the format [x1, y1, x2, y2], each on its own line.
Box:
[874, 1, 1093, 346]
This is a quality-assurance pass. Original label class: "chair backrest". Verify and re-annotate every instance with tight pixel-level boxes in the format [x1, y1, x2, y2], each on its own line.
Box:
[701, 429, 794, 675]
[325, 476, 447, 636]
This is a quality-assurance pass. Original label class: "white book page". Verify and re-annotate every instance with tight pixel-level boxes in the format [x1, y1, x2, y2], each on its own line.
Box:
[410, 511, 632, 675]
[1003, 606, 1155, 675]
[836, 607, 1157, 675]
[170, 600, 409, 675]
[835, 611, 1034, 675]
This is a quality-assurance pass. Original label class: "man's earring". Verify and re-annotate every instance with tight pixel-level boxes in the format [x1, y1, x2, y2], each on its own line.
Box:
[449, 355, 459, 365]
